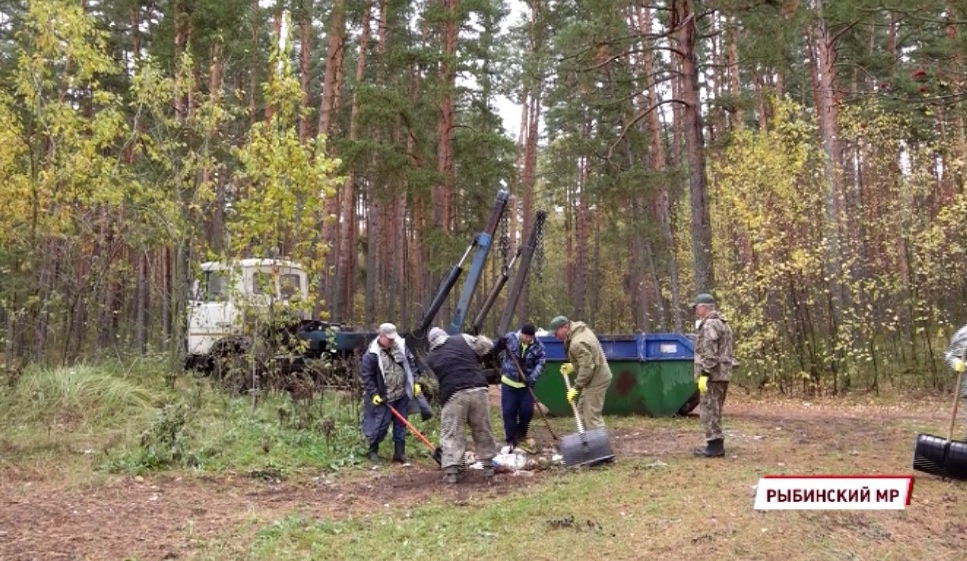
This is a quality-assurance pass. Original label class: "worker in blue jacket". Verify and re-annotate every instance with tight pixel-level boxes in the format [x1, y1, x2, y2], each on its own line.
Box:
[492, 323, 546, 453]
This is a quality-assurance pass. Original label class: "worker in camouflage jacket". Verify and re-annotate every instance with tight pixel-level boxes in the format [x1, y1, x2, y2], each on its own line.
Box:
[690, 293, 735, 458]
[943, 323, 967, 439]
[425, 327, 500, 484]
[548, 315, 613, 431]
[359, 323, 424, 464]
[491, 322, 546, 453]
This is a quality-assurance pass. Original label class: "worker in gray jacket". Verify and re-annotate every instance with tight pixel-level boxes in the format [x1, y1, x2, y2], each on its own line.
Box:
[359, 323, 424, 464]
[425, 327, 499, 484]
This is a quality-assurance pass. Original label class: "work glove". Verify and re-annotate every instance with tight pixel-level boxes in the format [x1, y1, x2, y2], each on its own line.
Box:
[560, 363, 574, 375]
[697, 375, 708, 394]
[372, 394, 384, 406]
[953, 358, 966, 373]
[413, 383, 422, 397]
[566, 387, 579, 403]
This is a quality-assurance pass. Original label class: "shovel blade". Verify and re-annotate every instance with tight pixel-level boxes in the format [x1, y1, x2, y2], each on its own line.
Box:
[561, 427, 614, 468]
[912, 433, 967, 480]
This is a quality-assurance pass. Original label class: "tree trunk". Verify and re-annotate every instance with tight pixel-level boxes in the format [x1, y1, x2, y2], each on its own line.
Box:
[574, 140, 590, 319]
[161, 248, 172, 351]
[520, 96, 542, 323]
[265, 6, 283, 122]
[946, 0, 966, 194]
[396, 189, 408, 329]
[436, 0, 459, 233]
[639, 4, 678, 330]
[726, 16, 743, 129]
[365, 195, 377, 325]
[590, 211, 600, 327]
[334, 0, 373, 323]
[136, 250, 148, 354]
[565, 181, 574, 305]
[298, 8, 312, 144]
[808, 2, 846, 331]
[316, 0, 346, 318]
[204, 42, 224, 254]
[249, 0, 260, 126]
[673, 0, 714, 294]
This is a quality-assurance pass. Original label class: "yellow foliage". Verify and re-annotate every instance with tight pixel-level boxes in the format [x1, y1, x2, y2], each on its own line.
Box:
[227, 11, 343, 314]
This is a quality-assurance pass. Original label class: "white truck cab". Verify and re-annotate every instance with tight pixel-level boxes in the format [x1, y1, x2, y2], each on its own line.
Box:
[187, 258, 309, 359]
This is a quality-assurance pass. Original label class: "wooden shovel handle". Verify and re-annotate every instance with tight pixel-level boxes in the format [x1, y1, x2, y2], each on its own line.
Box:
[947, 367, 966, 443]
[387, 403, 435, 452]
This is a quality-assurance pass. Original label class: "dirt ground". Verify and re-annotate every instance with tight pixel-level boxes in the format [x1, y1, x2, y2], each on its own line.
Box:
[0, 393, 957, 561]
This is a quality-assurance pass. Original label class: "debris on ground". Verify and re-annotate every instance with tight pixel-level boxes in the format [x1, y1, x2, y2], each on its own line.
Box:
[461, 446, 564, 472]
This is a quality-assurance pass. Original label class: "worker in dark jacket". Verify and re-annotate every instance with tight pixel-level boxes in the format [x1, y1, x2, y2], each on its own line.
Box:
[360, 323, 423, 464]
[492, 323, 546, 453]
[425, 326, 499, 484]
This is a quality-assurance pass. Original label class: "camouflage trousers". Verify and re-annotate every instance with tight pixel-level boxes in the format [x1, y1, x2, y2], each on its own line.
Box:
[440, 387, 498, 470]
[700, 380, 729, 441]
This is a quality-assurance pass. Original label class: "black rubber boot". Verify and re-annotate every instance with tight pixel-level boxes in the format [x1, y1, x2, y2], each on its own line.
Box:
[692, 438, 725, 457]
[367, 442, 379, 463]
[393, 440, 407, 464]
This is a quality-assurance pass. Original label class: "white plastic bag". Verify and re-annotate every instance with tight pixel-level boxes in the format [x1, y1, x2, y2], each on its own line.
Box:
[492, 452, 527, 471]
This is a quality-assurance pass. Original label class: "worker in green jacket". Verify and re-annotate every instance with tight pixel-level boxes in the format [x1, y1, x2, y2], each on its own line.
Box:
[548, 315, 613, 430]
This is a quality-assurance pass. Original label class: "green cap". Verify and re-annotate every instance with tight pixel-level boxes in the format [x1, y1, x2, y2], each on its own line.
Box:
[689, 293, 715, 308]
[547, 315, 569, 331]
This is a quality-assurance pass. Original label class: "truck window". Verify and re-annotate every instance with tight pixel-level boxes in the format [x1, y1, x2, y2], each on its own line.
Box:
[201, 271, 230, 301]
[252, 271, 275, 297]
[280, 273, 303, 301]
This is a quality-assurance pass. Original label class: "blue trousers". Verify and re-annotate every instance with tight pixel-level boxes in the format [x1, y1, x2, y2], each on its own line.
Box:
[500, 383, 534, 444]
[361, 394, 410, 446]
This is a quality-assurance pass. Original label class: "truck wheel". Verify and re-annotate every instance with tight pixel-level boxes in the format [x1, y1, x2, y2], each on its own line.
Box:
[213, 351, 249, 395]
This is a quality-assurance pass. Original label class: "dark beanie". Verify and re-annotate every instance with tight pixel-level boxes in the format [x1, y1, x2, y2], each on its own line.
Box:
[520, 323, 536, 336]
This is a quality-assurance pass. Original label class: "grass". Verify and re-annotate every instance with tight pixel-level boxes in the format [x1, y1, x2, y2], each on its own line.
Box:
[186, 398, 967, 561]
[4, 362, 967, 561]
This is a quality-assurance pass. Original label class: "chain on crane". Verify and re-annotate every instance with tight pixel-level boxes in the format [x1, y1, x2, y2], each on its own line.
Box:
[534, 214, 545, 282]
[499, 208, 510, 275]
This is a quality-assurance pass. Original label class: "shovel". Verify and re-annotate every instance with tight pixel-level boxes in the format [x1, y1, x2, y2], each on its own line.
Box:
[387, 403, 443, 467]
[912, 365, 967, 480]
[559, 368, 614, 468]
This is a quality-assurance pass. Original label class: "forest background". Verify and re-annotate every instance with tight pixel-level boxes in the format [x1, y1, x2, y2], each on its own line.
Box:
[2, 0, 967, 397]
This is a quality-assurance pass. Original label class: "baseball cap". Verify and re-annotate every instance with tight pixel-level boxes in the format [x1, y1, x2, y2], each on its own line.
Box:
[689, 293, 715, 308]
[547, 316, 569, 331]
[378, 322, 400, 340]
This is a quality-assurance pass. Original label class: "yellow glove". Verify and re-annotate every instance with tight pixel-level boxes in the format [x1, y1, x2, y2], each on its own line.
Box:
[372, 394, 383, 406]
[566, 387, 579, 403]
[953, 358, 966, 373]
[561, 363, 574, 375]
[413, 383, 422, 397]
[698, 375, 708, 394]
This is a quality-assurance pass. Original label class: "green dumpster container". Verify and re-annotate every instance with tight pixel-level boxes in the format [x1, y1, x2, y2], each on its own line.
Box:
[531, 333, 699, 417]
